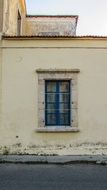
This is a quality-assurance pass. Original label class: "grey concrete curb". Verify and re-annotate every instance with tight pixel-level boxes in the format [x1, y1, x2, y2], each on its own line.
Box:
[0, 155, 107, 165]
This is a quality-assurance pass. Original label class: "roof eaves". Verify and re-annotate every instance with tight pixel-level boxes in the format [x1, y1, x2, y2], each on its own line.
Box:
[26, 15, 78, 19]
[2, 35, 107, 40]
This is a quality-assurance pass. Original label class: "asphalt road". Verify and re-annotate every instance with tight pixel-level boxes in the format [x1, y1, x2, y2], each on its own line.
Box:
[0, 164, 107, 190]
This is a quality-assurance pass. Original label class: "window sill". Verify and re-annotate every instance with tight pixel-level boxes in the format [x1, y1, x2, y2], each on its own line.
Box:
[36, 127, 80, 133]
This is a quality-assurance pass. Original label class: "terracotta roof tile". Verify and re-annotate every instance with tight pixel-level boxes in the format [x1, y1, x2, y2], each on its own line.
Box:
[2, 35, 107, 40]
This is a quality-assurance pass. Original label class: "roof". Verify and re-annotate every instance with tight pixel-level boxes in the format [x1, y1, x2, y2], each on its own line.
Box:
[2, 35, 107, 40]
[26, 15, 78, 18]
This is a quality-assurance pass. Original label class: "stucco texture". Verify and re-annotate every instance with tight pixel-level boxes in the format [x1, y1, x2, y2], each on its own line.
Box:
[25, 17, 77, 36]
[3, 0, 26, 35]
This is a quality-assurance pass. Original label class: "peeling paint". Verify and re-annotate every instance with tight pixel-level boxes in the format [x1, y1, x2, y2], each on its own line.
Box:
[0, 143, 107, 155]
[25, 17, 77, 36]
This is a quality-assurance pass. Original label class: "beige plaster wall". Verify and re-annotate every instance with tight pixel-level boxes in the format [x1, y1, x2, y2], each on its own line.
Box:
[0, 0, 3, 33]
[0, 41, 2, 137]
[3, 0, 26, 35]
[1, 39, 107, 155]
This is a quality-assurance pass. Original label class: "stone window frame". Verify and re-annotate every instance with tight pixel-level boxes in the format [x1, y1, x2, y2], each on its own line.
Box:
[36, 69, 80, 132]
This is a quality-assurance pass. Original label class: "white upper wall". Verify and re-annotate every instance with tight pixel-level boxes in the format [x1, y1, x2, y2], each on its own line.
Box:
[25, 16, 78, 36]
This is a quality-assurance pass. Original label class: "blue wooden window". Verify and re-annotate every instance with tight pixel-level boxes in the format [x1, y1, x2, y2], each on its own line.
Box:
[45, 80, 71, 126]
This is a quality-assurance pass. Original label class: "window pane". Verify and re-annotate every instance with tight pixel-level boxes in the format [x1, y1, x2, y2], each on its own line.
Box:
[59, 103, 70, 111]
[46, 93, 56, 102]
[46, 109, 56, 113]
[47, 103, 56, 110]
[46, 82, 56, 92]
[59, 113, 70, 125]
[59, 109, 70, 114]
[46, 114, 56, 125]
[59, 93, 70, 102]
[59, 81, 70, 92]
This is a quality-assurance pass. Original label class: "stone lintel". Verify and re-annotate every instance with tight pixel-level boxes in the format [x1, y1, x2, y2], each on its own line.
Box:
[36, 69, 80, 74]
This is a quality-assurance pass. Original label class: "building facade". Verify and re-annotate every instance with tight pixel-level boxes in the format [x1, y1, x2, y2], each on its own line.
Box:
[0, 0, 107, 155]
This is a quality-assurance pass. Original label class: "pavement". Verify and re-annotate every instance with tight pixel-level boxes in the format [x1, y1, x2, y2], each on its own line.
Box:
[0, 155, 107, 165]
[0, 163, 107, 190]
